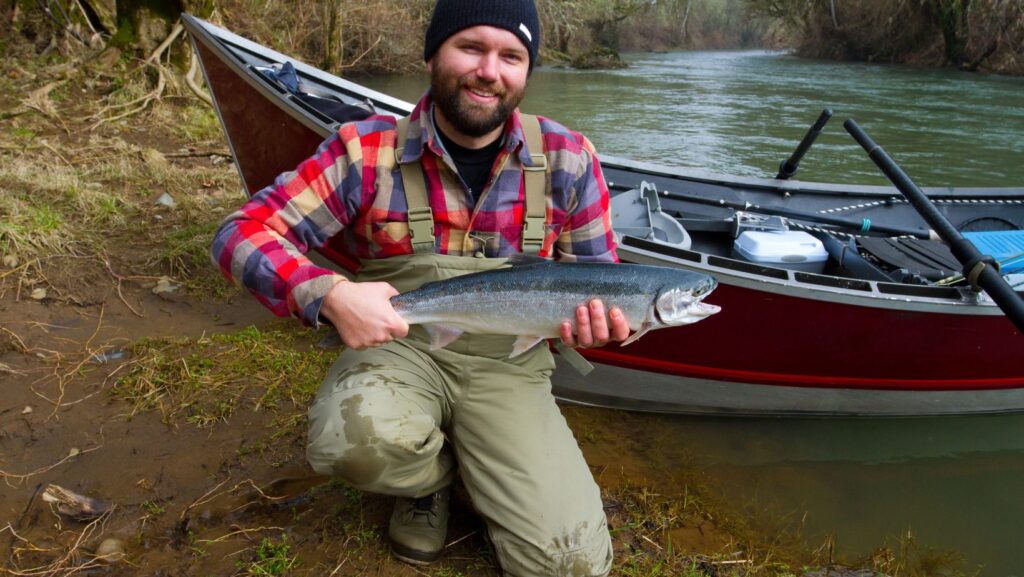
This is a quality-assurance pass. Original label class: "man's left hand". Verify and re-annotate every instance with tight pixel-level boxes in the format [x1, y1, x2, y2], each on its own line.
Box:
[559, 299, 630, 349]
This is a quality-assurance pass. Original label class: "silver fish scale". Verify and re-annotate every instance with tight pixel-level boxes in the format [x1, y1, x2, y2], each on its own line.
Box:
[391, 261, 715, 337]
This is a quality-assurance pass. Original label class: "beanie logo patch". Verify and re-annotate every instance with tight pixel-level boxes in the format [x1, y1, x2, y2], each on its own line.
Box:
[519, 23, 533, 42]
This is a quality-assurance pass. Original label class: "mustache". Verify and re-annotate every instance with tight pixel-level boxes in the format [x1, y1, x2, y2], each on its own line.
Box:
[460, 79, 505, 98]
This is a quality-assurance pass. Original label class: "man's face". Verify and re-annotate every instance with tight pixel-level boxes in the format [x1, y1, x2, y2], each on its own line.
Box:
[428, 25, 530, 139]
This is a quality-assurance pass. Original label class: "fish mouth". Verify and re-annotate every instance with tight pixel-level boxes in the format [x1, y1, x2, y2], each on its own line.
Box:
[685, 300, 721, 320]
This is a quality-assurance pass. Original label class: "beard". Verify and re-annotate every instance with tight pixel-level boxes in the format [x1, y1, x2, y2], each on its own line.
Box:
[430, 63, 526, 138]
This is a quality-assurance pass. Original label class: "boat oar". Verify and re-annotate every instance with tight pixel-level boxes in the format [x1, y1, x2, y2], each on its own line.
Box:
[844, 119, 1024, 335]
[777, 108, 833, 180]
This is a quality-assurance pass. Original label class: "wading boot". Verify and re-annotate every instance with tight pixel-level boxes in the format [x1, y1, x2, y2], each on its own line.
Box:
[388, 487, 450, 565]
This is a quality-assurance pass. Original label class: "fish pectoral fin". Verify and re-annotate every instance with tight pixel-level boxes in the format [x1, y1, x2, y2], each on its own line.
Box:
[621, 323, 655, 347]
[511, 335, 547, 358]
[423, 324, 464, 350]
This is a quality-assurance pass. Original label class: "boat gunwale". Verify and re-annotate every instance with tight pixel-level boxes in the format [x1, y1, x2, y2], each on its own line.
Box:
[617, 240, 1007, 314]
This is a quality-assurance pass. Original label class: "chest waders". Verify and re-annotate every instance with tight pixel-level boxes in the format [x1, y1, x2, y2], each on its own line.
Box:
[305, 115, 613, 576]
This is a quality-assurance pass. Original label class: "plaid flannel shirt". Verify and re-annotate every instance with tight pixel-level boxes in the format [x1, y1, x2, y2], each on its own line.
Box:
[212, 91, 618, 326]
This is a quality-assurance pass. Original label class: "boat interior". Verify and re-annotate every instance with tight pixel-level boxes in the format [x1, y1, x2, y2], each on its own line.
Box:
[247, 59, 1024, 295]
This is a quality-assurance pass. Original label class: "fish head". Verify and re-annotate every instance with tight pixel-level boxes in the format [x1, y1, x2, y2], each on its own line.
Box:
[654, 276, 720, 326]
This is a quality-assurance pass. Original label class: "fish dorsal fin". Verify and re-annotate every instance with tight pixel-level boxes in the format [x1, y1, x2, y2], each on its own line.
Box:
[506, 253, 550, 267]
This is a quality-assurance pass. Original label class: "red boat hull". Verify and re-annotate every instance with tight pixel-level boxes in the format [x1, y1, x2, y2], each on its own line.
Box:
[579, 281, 1022, 391]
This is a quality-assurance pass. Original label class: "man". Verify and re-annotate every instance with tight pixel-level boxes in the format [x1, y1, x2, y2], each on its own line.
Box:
[211, 1, 628, 574]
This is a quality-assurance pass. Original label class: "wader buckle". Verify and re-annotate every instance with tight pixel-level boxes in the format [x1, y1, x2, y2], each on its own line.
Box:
[408, 206, 435, 250]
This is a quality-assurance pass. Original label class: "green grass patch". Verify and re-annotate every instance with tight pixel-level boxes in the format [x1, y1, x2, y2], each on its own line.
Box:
[237, 537, 299, 576]
[113, 325, 333, 427]
[0, 195, 79, 258]
[178, 104, 224, 144]
[9, 126, 36, 144]
[152, 217, 239, 298]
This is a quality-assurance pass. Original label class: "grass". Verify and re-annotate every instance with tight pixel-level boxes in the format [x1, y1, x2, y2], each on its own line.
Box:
[113, 324, 333, 427]
[155, 219, 236, 296]
[142, 499, 167, 516]
[237, 537, 299, 576]
[0, 49, 242, 299]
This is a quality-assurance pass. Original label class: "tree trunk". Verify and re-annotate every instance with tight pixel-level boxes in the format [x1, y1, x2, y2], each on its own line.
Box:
[680, 0, 691, 42]
[322, 0, 343, 72]
[78, 0, 211, 52]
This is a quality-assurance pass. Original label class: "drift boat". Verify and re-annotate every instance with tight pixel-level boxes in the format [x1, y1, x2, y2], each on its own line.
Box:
[183, 15, 1024, 416]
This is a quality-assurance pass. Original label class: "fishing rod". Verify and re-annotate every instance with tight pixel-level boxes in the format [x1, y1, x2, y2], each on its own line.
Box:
[651, 186, 932, 238]
[844, 119, 1024, 335]
[777, 108, 833, 180]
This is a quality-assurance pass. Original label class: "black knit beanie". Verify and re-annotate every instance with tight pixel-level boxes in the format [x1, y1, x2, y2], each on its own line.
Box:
[423, 0, 541, 71]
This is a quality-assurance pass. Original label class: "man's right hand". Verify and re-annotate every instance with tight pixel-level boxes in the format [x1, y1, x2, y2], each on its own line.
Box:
[319, 281, 409, 350]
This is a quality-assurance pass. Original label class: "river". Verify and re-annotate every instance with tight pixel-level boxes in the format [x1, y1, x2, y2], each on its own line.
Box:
[358, 50, 1024, 576]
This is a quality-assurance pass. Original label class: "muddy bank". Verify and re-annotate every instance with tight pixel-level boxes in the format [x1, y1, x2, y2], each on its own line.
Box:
[1, 38, 970, 577]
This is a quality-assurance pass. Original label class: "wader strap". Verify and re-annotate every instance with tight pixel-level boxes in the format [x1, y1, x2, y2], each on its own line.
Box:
[395, 117, 436, 253]
[553, 342, 595, 376]
[519, 114, 548, 255]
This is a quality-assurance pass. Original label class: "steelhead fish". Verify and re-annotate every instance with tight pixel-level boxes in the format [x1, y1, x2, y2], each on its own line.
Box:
[390, 256, 720, 357]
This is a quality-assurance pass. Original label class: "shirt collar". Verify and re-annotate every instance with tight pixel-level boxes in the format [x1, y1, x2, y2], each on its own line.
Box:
[398, 91, 539, 168]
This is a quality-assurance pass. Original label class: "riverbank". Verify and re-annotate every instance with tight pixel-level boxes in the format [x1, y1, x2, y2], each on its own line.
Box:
[749, 0, 1024, 76]
[0, 44, 978, 576]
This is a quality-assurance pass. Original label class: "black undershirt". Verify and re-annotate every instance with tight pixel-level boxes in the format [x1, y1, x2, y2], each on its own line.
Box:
[436, 127, 503, 204]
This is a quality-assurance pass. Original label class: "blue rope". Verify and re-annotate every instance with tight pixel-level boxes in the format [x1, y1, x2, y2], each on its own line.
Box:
[860, 218, 872, 233]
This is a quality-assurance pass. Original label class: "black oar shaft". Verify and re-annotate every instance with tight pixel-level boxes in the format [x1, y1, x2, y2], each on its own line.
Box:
[844, 119, 1024, 335]
[777, 108, 833, 180]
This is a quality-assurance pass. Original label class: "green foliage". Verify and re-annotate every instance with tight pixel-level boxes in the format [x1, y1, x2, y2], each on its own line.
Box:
[113, 325, 333, 427]
[237, 537, 298, 576]
[142, 499, 167, 516]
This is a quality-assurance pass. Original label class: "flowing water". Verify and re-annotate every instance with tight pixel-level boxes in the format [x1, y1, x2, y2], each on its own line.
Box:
[359, 51, 1024, 576]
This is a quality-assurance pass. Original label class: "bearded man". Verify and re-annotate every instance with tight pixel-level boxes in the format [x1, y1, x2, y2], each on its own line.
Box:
[212, 1, 627, 575]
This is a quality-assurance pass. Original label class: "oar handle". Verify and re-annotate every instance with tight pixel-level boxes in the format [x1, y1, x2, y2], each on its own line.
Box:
[844, 119, 1024, 335]
[777, 108, 833, 180]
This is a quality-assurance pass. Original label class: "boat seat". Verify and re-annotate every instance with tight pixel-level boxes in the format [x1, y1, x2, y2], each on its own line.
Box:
[963, 231, 1024, 274]
[856, 237, 960, 282]
[858, 230, 1024, 283]
[611, 184, 692, 250]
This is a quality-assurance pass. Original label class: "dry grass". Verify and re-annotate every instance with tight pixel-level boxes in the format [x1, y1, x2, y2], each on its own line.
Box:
[0, 49, 242, 301]
[112, 324, 333, 428]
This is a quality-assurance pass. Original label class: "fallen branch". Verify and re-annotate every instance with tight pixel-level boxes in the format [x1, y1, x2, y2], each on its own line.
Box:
[165, 150, 232, 159]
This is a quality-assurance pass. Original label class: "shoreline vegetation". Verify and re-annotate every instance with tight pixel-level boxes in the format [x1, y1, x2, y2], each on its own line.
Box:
[0, 2, 989, 577]
[2, 0, 1022, 76]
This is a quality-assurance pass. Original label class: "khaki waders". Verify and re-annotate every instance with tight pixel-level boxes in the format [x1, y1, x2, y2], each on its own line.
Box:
[306, 254, 613, 577]
[306, 113, 612, 577]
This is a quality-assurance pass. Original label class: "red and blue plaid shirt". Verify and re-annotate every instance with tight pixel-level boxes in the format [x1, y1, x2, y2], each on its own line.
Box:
[212, 91, 618, 326]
